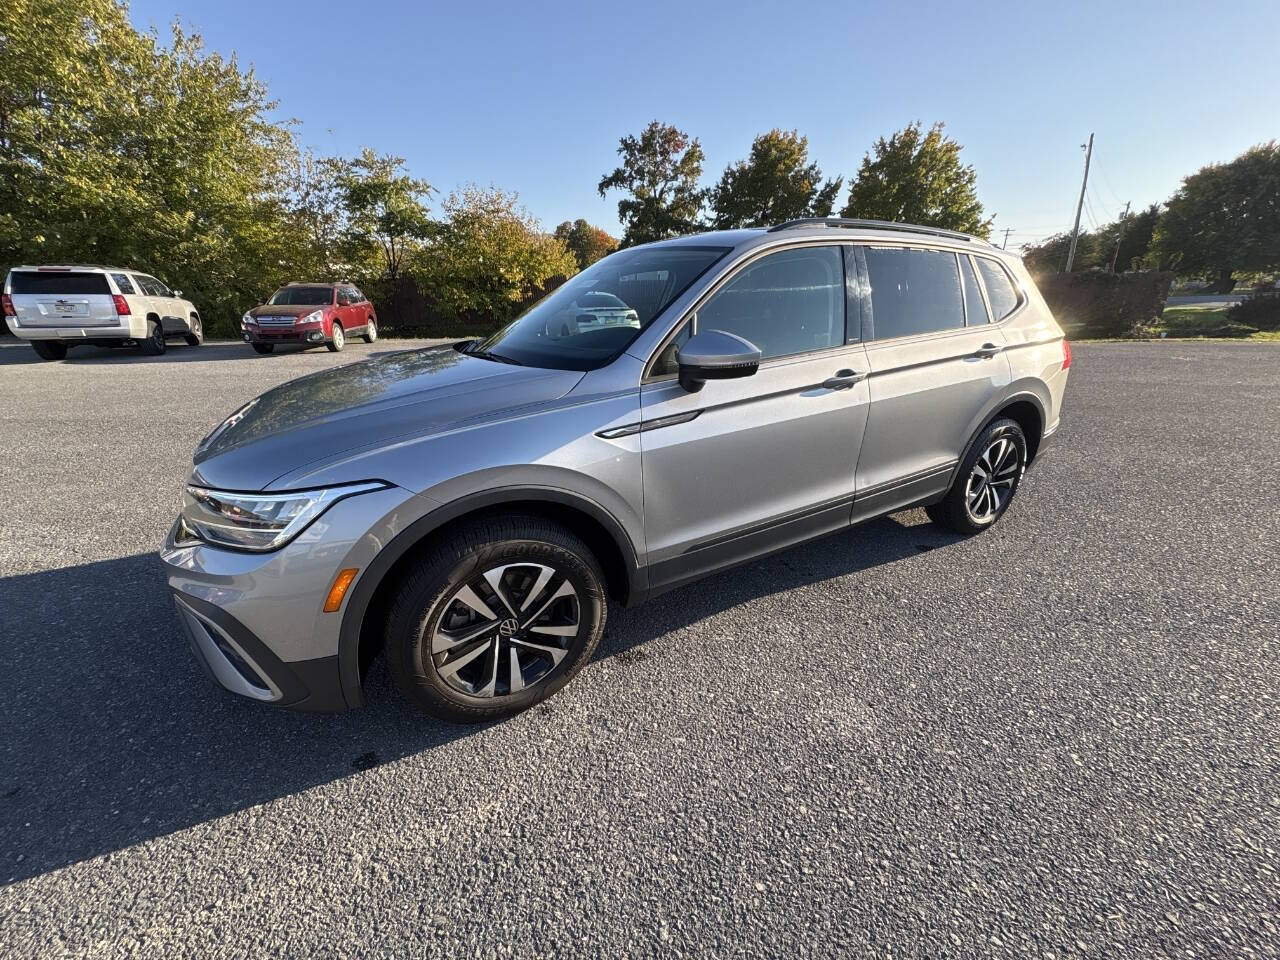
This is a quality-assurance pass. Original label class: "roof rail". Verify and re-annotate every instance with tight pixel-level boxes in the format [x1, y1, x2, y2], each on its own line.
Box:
[767, 217, 987, 244]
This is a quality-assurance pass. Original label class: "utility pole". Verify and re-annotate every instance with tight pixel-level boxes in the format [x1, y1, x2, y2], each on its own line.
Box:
[1107, 201, 1131, 273]
[1000, 227, 1013, 250]
[1064, 132, 1094, 272]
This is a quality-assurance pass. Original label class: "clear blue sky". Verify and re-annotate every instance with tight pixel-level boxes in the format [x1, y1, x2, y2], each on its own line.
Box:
[128, 0, 1278, 248]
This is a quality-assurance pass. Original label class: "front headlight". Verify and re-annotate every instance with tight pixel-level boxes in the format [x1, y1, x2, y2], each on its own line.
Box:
[301, 309, 324, 324]
[175, 481, 388, 552]
[241, 312, 253, 327]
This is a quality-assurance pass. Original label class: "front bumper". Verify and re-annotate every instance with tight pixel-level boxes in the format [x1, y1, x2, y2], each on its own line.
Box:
[243, 321, 327, 345]
[161, 483, 415, 711]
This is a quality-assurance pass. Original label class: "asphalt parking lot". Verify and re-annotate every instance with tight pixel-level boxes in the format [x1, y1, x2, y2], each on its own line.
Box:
[1, 337, 1277, 958]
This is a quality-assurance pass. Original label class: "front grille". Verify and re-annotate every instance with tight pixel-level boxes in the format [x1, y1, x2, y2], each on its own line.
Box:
[255, 317, 296, 327]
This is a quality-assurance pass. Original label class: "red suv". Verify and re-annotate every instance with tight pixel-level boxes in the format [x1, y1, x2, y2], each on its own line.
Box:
[241, 282, 377, 353]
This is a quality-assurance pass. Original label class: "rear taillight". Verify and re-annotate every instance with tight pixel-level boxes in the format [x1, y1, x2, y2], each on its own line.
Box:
[1062, 338, 1072, 370]
[1, 294, 13, 317]
[112, 295, 130, 315]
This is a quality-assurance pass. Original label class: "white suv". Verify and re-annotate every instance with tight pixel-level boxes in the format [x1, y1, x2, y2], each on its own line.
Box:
[3, 264, 203, 360]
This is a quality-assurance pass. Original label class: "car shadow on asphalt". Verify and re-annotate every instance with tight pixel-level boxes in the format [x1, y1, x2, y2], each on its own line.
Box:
[0, 514, 949, 885]
[0, 339, 441, 366]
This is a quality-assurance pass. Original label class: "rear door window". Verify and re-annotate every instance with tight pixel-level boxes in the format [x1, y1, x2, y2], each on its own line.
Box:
[862, 246, 965, 339]
[111, 273, 136, 294]
[975, 258, 1021, 320]
[695, 245, 845, 360]
[9, 272, 110, 295]
[959, 256, 990, 325]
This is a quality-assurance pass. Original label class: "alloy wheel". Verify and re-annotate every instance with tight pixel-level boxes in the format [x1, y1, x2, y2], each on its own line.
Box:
[965, 436, 1021, 521]
[430, 562, 580, 698]
[332, 325, 344, 349]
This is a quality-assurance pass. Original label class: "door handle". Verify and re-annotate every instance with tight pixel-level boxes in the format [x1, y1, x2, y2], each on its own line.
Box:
[973, 343, 1003, 359]
[822, 369, 866, 390]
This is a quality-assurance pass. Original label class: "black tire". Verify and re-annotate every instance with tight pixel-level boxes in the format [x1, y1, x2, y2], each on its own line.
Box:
[385, 515, 607, 723]
[362, 317, 377, 343]
[251, 342, 274, 354]
[31, 341, 68, 361]
[140, 318, 166, 356]
[184, 314, 203, 347]
[926, 417, 1027, 535]
[327, 322, 344, 352]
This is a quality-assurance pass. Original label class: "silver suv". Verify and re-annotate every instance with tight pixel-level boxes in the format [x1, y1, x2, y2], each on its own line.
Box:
[162, 219, 1070, 722]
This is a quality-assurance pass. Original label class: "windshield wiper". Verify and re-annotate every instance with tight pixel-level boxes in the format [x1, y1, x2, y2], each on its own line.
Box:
[465, 345, 523, 366]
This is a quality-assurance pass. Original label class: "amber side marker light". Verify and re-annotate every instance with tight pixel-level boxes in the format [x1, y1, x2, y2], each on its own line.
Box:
[323, 568, 360, 613]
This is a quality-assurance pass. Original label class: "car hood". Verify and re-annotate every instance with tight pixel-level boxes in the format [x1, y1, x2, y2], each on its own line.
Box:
[250, 305, 323, 318]
[191, 345, 584, 491]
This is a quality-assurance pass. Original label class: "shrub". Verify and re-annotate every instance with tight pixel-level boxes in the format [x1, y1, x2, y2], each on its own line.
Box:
[1227, 293, 1280, 331]
[1036, 270, 1174, 338]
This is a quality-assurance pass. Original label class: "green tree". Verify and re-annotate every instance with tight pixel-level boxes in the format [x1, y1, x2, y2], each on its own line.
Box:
[553, 219, 618, 269]
[598, 121, 705, 246]
[841, 122, 991, 238]
[0, 0, 304, 331]
[1092, 203, 1162, 273]
[709, 129, 841, 228]
[284, 150, 348, 277]
[1152, 142, 1280, 292]
[421, 185, 577, 323]
[335, 149, 433, 299]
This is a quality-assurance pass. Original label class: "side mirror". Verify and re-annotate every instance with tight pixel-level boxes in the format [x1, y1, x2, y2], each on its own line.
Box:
[677, 329, 761, 393]
[173, 290, 183, 297]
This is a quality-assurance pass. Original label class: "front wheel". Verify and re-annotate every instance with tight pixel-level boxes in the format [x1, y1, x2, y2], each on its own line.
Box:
[385, 516, 607, 723]
[362, 318, 377, 343]
[926, 418, 1027, 534]
[31, 340, 68, 361]
[327, 322, 344, 352]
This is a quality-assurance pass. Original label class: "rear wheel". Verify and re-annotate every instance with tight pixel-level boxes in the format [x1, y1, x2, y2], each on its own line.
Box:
[139, 318, 166, 356]
[184, 314, 203, 347]
[362, 318, 377, 343]
[251, 342, 274, 355]
[386, 516, 607, 722]
[31, 341, 68, 362]
[926, 417, 1027, 534]
[327, 322, 345, 352]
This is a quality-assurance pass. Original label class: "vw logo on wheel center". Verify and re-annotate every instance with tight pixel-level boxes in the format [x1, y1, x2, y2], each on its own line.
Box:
[498, 618, 519, 637]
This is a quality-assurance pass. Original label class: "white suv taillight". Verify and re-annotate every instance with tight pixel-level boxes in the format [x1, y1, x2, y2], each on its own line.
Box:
[1, 294, 13, 317]
[112, 295, 131, 315]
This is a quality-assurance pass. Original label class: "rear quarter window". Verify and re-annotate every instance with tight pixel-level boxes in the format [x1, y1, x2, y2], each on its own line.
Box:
[9, 272, 110, 295]
[111, 273, 136, 294]
[975, 258, 1021, 320]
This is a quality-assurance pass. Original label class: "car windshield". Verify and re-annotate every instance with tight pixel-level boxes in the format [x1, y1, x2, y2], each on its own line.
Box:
[269, 286, 332, 305]
[471, 245, 730, 371]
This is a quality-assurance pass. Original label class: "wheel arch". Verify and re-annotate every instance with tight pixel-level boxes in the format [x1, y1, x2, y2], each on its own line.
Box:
[336, 486, 644, 709]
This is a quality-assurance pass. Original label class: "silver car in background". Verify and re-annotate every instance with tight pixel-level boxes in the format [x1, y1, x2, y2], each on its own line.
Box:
[162, 218, 1071, 723]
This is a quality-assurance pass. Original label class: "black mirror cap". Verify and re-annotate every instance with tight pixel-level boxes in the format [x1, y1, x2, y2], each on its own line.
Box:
[677, 329, 761, 392]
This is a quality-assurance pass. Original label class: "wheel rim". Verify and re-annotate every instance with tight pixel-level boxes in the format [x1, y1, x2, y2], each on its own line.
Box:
[965, 436, 1021, 521]
[152, 322, 164, 350]
[430, 562, 580, 698]
[367, 320, 377, 341]
[192, 318, 201, 338]
[333, 326, 343, 348]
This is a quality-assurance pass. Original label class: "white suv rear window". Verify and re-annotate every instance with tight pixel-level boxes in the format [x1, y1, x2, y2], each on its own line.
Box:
[9, 272, 110, 295]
